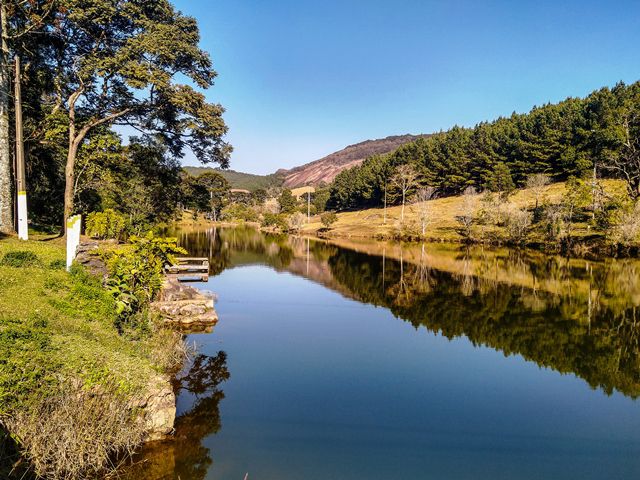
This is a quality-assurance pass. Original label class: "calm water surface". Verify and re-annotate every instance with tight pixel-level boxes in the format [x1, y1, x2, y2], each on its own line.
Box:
[127, 226, 640, 479]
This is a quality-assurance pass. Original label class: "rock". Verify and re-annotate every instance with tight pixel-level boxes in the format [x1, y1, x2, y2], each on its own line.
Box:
[151, 278, 218, 328]
[75, 240, 109, 278]
[134, 375, 177, 442]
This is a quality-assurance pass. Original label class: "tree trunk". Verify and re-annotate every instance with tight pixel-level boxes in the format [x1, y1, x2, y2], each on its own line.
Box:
[0, 4, 13, 233]
[401, 189, 405, 222]
[63, 142, 79, 233]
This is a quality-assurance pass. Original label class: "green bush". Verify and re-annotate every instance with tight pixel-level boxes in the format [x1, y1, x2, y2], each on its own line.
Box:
[221, 203, 259, 222]
[0, 251, 42, 268]
[320, 211, 338, 229]
[298, 204, 317, 215]
[261, 213, 289, 231]
[48, 259, 67, 270]
[85, 209, 128, 240]
[104, 233, 186, 326]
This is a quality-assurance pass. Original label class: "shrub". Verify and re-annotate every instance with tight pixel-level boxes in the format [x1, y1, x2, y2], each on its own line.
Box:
[320, 211, 338, 229]
[503, 205, 532, 244]
[288, 212, 306, 232]
[0, 251, 42, 268]
[261, 213, 289, 231]
[104, 233, 186, 326]
[297, 204, 317, 216]
[611, 202, 640, 247]
[85, 209, 128, 240]
[8, 382, 146, 480]
[221, 203, 259, 222]
[48, 259, 67, 270]
[455, 188, 478, 241]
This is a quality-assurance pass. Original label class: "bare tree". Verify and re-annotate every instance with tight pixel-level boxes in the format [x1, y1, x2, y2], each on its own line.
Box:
[390, 164, 420, 223]
[526, 173, 551, 211]
[288, 212, 305, 233]
[607, 109, 640, 199]
[455, 187, 477, 241]
[503, 204, 533, 244]
[413, 187, 435, 236]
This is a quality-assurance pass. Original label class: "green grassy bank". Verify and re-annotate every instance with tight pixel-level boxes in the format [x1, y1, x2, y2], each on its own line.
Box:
[0, 236, 183, 479]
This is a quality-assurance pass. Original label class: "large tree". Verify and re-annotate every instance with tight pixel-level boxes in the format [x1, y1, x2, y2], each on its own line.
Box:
[0, 0, 55, 232]
[43, 0, 231, 230]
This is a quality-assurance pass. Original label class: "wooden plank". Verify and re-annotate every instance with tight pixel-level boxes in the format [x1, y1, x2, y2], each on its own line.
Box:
[166, 265, 209, 273]
[168, 274, 209, 282]
[176, 257, 209, 264]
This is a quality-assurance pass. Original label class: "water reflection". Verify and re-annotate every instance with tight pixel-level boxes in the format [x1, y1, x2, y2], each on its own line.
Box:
[122, 352, 229, 479]
[170, 225, 640, 398]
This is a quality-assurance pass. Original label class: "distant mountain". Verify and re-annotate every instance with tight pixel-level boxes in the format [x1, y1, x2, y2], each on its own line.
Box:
[279, 134, 430, 187]
[184, 134, 430, 190]
[183, 167, 284, 191]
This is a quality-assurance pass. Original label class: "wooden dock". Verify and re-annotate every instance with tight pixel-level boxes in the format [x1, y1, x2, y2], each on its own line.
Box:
[166, 257, 209, 282]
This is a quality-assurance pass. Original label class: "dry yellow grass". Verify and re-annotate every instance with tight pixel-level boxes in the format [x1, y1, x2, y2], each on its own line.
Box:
[301, 180, 627, 240]
[291, 185, 315, 199]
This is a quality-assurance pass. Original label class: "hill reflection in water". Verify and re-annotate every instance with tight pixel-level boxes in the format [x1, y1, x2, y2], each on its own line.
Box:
[173, 225, 640, 399]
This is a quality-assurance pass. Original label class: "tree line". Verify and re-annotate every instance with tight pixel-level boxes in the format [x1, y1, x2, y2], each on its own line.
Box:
[328, 82, 640, 211]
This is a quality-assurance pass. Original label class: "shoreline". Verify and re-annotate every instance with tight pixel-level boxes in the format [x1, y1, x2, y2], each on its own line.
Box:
[0, 236, 218, 478]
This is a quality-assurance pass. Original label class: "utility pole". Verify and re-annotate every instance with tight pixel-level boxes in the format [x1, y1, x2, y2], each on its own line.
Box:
[307, 188, 310, 223]
[14, 55, 27, 240]
[383, 179, 387, 224]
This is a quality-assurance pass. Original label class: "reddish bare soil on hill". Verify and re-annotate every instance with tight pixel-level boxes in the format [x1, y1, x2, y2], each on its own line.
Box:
[280, 134, 430, 187]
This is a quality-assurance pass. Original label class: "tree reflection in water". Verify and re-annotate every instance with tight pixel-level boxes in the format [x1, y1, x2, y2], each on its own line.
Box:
[122, 351, 229, 480]
[171, 226, 640, 399]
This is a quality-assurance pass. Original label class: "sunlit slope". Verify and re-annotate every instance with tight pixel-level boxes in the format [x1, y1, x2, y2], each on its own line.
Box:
[302, 180, 627, 241]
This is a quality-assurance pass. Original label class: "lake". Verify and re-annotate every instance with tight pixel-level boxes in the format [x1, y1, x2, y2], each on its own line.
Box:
[125, 226, 640, 480]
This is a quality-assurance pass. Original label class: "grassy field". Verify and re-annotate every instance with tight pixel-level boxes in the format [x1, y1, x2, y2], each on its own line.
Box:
[300, 180, 628, 242]
[0, 235, 180, 478]
[291, 185, 315, 199]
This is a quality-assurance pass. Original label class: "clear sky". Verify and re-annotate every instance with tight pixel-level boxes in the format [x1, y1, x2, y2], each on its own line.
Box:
[172, 0, 640, 175]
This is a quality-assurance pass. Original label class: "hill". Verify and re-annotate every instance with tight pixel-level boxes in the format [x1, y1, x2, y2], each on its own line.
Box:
[183, 167, 284, 191]
[279, 134, 430, 187]
[183, 134, 430, 191]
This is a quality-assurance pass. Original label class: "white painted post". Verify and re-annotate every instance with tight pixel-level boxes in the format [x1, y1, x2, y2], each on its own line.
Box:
[17, 190, 27, 240]
[66, 214, 81, 271]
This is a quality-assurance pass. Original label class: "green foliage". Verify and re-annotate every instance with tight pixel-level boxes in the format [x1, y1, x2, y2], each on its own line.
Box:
[312, 189, 331, 213]
[320, 211, 338, 229]
[85, 209, 128, 240]
[183, 167, 284, 191]
[0, 251, 42, 268]
[278, 189, 298, 214]
[486, 162, 516, 198]
[261, 213, 289, 231]
[328, 82, 640, 211]
[252, 188, 268, 205]
[297, 204, 317, 215]
[220, 203, 259, 222]
[0, 237, 187, 478]
[104, 234, 186, 326]
[48, 259, 67, 270]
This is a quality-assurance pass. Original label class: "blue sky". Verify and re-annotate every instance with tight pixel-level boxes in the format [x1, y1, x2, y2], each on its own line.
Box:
[172, 0, 640, 175]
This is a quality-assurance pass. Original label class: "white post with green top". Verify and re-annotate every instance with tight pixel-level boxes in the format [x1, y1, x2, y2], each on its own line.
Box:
[66, 215, 82, 271]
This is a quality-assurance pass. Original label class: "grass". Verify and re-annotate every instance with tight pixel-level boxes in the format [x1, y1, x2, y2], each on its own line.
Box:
[0, 236, 181, 478]
[291, 185, 315, 199]
[301, 179, 629, 241]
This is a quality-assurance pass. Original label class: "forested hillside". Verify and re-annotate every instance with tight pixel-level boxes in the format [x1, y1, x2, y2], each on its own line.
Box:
[328, 82, 640, 210]
[184, 167, 284, 191]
